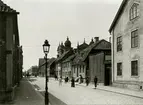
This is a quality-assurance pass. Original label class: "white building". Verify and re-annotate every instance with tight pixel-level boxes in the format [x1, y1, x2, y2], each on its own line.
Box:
[109, 0, 143, 90]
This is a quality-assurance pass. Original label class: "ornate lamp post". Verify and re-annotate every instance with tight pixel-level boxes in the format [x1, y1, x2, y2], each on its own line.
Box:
[43, 40, 50, 105]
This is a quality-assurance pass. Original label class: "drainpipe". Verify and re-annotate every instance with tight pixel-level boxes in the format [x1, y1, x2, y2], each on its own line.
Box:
[111, 29, 115, 85]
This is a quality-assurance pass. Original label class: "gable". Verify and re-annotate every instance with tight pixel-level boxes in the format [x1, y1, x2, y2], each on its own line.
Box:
[109, 0, 128, 33]
[0, 0, 18, 13]
[93, 40, 111, 50]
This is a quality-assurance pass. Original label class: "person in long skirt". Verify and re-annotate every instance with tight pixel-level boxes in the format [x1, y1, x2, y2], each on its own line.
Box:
[59, 77, 62, 86]
[86, 76, 89, 86]
[71, 77, 75, 87]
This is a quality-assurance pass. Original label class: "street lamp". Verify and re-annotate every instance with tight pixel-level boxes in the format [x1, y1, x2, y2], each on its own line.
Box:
[43, 40, 50, 105]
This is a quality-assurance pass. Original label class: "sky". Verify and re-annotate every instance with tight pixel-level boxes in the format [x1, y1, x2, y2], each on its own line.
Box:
[4, 0, 122, 71]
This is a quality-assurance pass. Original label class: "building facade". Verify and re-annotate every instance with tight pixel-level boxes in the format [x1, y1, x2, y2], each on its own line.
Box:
[56, 37, 73, 78]
[109, 0, 143, 90]
[48, 58, 56, 77]
[72, 38, 98, 80]
[0, 0, 22, 102]
[62, 54, 75, 79]
[89, 40, 111, 86]
[38, 58, 50, 77]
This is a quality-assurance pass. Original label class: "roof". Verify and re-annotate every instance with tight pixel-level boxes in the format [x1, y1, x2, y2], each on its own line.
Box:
[73, 39, 111, 65]
[109, 0, 128, 33]
[38, 58, 50, 68]
[56, 49, 74, 63]
[63, 54, 76, 63]
[78, 42, 89, 51]
[48, 58, 56, 67]
[0, 0, 19, 13]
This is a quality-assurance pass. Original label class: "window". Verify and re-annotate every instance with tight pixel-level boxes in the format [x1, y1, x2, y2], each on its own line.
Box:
[130, 3, 139, 20]
[131, 60, 138, 76]
[80, 66, 81, 73]
[74, 67, 75, 73]
[83, 66, 84, 73]
[117, 36, 122, 52]
[131, 29, 138, 48]
[117, 63, 122, 76]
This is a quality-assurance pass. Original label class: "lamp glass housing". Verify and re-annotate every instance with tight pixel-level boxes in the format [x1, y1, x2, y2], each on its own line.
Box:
[43, 40, 50, 55]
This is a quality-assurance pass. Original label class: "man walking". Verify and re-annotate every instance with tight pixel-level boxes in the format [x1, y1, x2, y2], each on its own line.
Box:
[94, 76, 98, 89]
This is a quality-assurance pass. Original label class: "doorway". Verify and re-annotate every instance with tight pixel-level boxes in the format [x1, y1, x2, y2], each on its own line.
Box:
[104, 64, 111, 86]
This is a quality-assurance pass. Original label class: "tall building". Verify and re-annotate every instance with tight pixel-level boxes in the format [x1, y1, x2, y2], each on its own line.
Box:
[0, 0, 22, 102]
[109, 0, 143, 90]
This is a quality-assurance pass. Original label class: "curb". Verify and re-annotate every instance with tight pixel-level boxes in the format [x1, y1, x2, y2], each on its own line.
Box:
[77, 84, 143, 99]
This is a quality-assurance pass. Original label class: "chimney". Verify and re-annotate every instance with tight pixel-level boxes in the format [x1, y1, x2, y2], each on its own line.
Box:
[109, 37, 111, 43]
[94, 37, 99, 43]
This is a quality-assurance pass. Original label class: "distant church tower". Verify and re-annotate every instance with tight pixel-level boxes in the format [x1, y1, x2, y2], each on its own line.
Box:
[57, 37, 72, 57]
[57, 42, 64, 57]
[64, 37, 71, 52]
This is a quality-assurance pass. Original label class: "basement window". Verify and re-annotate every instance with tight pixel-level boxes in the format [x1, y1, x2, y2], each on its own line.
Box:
[117, 63, 122, 76]
[131, 60, 138, 76]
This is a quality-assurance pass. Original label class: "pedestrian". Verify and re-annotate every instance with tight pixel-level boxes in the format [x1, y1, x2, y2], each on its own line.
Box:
[71, 77, 75, 87]
[94, 76, 98, 89]
[86, 76, 89, 86]
[55, 75, 57, 80]
[59, 77, 62, 86]
[66, 77, 69, 82]
[64, 77, 67, 83]
[79, 75, 83, 84]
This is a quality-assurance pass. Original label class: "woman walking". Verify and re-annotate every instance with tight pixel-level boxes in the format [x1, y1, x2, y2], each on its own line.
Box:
[71, 77, 75, 87]
[86, 76, 89, 86]
[59, 77, 62, 86]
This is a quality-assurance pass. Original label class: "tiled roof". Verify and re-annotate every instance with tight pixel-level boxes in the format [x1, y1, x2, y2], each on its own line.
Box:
[78, 42, 88, 51]
[109, 0, 128, 33]
[0, 0, 18, 13]
[73, 39, 111, 65]
[56, 50, 72, 62]
[63, 54, 76, 63]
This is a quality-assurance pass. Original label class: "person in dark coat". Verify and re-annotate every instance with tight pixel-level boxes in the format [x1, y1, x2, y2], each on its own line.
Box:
[64, 77, 67, 83]
[66, 77, 69, 82]
[86, 76, 89, 86]
[79, 75, 83, 84]
[94, 76, 98, 89]
[55, 75, 57, 80]
[71, 77, 75, 87]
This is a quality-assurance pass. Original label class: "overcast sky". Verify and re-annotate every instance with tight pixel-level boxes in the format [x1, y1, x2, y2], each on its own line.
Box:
[4, 0, 122, 71]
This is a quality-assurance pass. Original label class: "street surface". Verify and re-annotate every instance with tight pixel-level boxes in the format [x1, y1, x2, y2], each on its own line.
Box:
[30, 77, 143, 105]
[12, 78, 44, 105]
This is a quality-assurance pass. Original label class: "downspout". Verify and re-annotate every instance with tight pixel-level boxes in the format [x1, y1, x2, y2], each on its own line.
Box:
[112, 29, 115, 84]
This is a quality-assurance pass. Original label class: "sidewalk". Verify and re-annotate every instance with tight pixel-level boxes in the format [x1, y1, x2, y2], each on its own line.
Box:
[2, 78, 45, 105]
[46, 77, 143, 99]
[76, 82, 143, 99]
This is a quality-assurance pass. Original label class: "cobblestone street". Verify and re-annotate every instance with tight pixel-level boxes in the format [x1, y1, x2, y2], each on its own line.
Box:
[30, 77, 143, 105]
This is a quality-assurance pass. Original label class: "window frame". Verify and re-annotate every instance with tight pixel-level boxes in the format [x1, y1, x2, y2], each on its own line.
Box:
[117, 36, 122, 52]
[117, 62, 122, 76]
[130, 3, 139, 20]
[131, 29, 138, 48]
[131, 60, 138, 76]
[80, 65, 81, 73]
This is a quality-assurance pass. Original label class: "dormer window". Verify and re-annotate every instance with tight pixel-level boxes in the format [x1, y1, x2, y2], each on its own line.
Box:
[130, 3, 139, 20]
